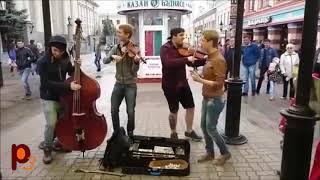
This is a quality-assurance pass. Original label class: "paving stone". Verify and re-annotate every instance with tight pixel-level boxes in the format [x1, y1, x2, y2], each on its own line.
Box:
[259, 175, 280, 180]
[256, 171, 277, 176]
[218, 172, 237, 177]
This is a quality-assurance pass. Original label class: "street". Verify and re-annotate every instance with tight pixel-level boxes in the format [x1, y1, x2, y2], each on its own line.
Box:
[0, 53, 319, 180]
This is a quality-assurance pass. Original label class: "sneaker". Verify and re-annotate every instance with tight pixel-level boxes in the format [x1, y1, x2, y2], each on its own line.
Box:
[197, 153, 215, 163]
[170, 132, 178, 139]
[280, 96, 287, 100]
[185, 130, 202, 142]
[214, 152, 231, 166]
[43, 148, 53, 164]
[39, 141, 45, 150]
[269, 97, 275, 101]
[22, 95, 32, 100]
[53, 140, 71, 152]
[252, 92, 256, 96]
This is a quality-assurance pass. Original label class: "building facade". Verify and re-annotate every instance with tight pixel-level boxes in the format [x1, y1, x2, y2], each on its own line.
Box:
[243, 0, 320, 52]
[117, 0, 192, 81]
[13, 0, 99, 53]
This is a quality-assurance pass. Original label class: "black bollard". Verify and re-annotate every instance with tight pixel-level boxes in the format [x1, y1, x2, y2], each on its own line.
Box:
[222, 0, 247, 145]
[280, 0, 320, 179]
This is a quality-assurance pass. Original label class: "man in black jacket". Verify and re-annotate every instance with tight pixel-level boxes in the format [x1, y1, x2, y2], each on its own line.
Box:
[27, 39, 40, 75]
[37, 35, 81, 164]
[16, 40, 35, 99]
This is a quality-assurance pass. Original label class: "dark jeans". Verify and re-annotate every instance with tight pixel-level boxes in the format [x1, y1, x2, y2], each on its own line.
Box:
[111, 83, 137, 134]
[256, 66, 270, 93]
[282, 77, 295, 98]
[95, 58, 101, 71]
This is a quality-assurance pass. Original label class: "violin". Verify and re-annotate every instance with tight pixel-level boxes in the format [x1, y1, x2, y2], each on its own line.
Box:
[121, 41, 146, 63]
[177, 43, 208, 59]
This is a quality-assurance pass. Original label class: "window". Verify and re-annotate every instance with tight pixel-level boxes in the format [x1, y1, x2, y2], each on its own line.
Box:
[167, 11, 181, 33]
[116, 20, 120, 24]
[144, 10, 163, 25]
[127, 13, 139, 45]
[249, 0, 255, 11]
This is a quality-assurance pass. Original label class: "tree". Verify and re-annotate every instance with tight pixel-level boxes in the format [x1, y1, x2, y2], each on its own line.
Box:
[0, 0, 28, 49]
[100, 18, 115, 45]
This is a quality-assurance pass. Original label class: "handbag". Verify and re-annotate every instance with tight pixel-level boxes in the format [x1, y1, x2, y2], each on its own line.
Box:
[309, 74, 320, 115]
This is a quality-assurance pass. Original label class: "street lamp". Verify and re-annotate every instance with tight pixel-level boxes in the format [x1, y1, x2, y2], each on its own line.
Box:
[220, 21, 232, 44]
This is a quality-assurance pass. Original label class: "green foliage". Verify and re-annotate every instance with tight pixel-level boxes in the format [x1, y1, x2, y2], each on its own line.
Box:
[0, 0, 29, 40]
[99, 18, 115, 44]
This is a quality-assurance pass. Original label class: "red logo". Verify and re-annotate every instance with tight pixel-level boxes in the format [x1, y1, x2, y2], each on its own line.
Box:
[11, 144, 36, 171]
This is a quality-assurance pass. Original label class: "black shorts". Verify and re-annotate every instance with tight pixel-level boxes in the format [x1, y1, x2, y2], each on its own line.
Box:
[163, 86, 195, 113]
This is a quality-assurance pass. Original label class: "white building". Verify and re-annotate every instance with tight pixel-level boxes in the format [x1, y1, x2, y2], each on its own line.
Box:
[117, 0, 192, 81]
[14, 0, 99, 53]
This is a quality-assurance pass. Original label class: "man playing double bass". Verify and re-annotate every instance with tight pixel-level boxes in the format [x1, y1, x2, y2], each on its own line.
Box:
[160, 28, 206, 141]
[103, 24, 140, 137]
[37, 35, 81, 164]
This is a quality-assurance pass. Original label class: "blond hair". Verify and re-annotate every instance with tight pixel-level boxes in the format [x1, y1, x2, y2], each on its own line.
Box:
[202, 30, 220, 47]
[118, 24, 134, 38]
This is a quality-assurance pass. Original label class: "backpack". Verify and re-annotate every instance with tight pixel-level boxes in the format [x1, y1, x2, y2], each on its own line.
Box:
[99, 127, 130, 170]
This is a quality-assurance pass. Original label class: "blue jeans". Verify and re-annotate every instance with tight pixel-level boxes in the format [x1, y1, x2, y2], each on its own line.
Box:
[41, 100, 61, 149]
[201, 97, 229, 155]
[111, 83, 137, 133]
[269, 81, 275, 98]
[242, 64, 256, 94]
[19, 68, 32, 96]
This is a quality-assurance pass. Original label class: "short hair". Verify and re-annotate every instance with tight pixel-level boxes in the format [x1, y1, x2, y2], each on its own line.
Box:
[30, 40, 35, 44]
[168, 28, 185, 40]
[264, 39, 271, 43]
[118, 24, 134, 39]
[202, 30, 219, 47]
[243, 35, 251, 40]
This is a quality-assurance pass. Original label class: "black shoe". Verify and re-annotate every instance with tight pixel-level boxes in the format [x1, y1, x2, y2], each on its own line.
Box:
[97, 68, 101, 72]
[252, 92, 256, 96]
[170, 132, 178, 139]
[242, 93, 248, 96]
[53, 140, 71, 152]
[185, 130, 202, 142]
[43, 148, 53, 164]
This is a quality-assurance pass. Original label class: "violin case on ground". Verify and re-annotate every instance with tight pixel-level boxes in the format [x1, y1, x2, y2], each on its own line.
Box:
[121, 135, 190, 176]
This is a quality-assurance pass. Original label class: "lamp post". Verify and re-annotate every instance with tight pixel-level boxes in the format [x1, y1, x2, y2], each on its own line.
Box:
[221, 0, 248, 145]
[280, 0, 319, 179]
[42, 0, 52, 51]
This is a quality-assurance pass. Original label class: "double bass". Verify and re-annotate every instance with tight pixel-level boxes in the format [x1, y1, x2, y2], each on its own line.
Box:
[55, 18, 107, 155]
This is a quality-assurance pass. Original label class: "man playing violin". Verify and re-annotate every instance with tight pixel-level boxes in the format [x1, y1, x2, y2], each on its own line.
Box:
[160, 27, 205, 141]
[37, 35, 81, 164]
[103, 24, 140, 137]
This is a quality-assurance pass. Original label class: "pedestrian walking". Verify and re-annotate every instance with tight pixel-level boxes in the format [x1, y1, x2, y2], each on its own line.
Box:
[15, 40, 35, 100]
[37, 35, 81, 164]
[280, 43, 300, 99]
[256, 39, 278, 95]
[190, 30, 231, 165]
[27, 40, 40, 75]
[241, 36, 261, 96]
[8, 41, 17, 76]
[267, 57, 282, 101]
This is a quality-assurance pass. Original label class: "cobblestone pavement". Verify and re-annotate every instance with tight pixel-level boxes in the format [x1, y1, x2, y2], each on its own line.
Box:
[1, 53, 319, 180]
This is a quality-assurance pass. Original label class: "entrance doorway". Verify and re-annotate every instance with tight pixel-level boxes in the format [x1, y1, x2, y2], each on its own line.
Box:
[145, 31, 162, 56]
[279, 24, 288, 54]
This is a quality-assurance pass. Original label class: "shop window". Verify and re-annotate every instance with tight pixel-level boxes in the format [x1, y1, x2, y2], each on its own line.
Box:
[167, 11, 181, 33]
[127, 13, 140, 45]
[144, 11, 163, 25]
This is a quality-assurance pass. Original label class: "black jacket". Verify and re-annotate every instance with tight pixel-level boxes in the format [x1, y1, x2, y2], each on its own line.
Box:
[27, 44, 40, 60]
[37, 54, 74, 101]
[16, 47, 35, 70]
[314, 48, 320, 73]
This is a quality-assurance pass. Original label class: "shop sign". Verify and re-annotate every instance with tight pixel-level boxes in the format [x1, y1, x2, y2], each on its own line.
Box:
[247, 16, 272, 26]
[119, 0, 192, 12]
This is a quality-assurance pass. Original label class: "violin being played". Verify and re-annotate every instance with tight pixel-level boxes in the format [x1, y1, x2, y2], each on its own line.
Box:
[177, 43, 208, 60]
[112, 40, 146, 64]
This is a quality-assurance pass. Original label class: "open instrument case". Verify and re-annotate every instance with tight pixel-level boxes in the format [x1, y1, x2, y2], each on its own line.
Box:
[122, 135, 191, 176]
